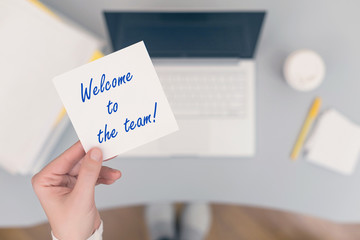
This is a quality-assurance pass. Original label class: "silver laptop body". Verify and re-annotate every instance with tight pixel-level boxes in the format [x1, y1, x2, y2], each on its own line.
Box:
[104, 12, 266, 157]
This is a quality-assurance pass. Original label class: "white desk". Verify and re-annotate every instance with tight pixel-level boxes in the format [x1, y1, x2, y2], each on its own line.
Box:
[1, 0, 360, 226]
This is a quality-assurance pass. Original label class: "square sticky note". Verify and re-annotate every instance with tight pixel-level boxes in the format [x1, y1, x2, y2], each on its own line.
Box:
[305, 109, 360, 175]
[53, 41, 178, 159]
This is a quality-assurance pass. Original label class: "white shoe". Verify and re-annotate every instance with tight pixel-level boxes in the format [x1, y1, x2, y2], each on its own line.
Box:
[180, 203, 212, 240]
[145, 203, 176, 240]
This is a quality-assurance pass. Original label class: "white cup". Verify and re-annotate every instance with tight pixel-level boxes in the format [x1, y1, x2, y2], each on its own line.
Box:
[283, 49, 325, 91]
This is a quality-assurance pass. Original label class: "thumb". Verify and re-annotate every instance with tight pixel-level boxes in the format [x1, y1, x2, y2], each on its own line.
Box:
[73, 148, 103, 198]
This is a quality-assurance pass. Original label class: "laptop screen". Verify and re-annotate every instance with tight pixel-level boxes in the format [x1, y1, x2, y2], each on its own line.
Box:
[104, 12, 266, 58]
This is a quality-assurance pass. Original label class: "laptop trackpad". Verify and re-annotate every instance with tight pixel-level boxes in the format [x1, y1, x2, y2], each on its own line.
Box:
[159, 120, 210, 156]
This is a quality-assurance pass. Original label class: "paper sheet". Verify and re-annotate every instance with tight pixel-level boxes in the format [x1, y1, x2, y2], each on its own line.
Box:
[53, 41, 179, 159]
[305, 109, 360, 175]
[0, 0, 101, 174]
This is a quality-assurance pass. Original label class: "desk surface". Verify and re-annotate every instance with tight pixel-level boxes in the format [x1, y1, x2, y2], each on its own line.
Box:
[2, 0, 360, 227]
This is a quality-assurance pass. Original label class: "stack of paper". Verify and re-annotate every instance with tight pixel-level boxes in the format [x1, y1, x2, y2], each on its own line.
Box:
[305, 109, 360, 175]
[0, 0, 102, 174]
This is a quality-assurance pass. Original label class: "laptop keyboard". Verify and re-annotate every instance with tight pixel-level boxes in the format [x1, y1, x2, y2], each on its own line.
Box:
[159, 71, 247, 118]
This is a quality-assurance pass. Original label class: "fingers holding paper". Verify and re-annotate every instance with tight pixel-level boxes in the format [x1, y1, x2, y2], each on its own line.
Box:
[32, 141, 121, 240]
[36, 141, 121, 188]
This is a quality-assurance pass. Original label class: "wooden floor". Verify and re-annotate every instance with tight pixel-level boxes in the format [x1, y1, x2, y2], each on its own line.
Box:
[1, 204, 360, 240]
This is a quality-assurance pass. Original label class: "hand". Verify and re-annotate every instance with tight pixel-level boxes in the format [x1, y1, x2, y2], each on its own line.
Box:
[32, 141, 121, 240]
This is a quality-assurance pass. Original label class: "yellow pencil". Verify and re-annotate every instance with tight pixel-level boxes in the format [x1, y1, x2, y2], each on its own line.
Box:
[290, 97, 322, 160]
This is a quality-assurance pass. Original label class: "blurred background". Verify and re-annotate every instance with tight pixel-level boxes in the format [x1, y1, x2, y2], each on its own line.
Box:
[1, 0, 360, 239]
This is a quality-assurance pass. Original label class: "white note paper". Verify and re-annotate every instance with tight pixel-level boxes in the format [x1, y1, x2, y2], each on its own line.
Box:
[305, 109, 360, 175]
[53, 41, 178, 159]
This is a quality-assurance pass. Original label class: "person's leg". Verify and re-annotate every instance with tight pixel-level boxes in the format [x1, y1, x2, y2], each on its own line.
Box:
[179, 203, 212, 240]
[145, 203, 176, 240]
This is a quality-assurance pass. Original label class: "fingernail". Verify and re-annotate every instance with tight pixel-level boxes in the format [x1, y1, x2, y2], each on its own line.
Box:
[90, 148, 102, 162]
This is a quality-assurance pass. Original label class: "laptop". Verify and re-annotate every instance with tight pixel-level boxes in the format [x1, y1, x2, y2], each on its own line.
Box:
[104, 12, 266, 157]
